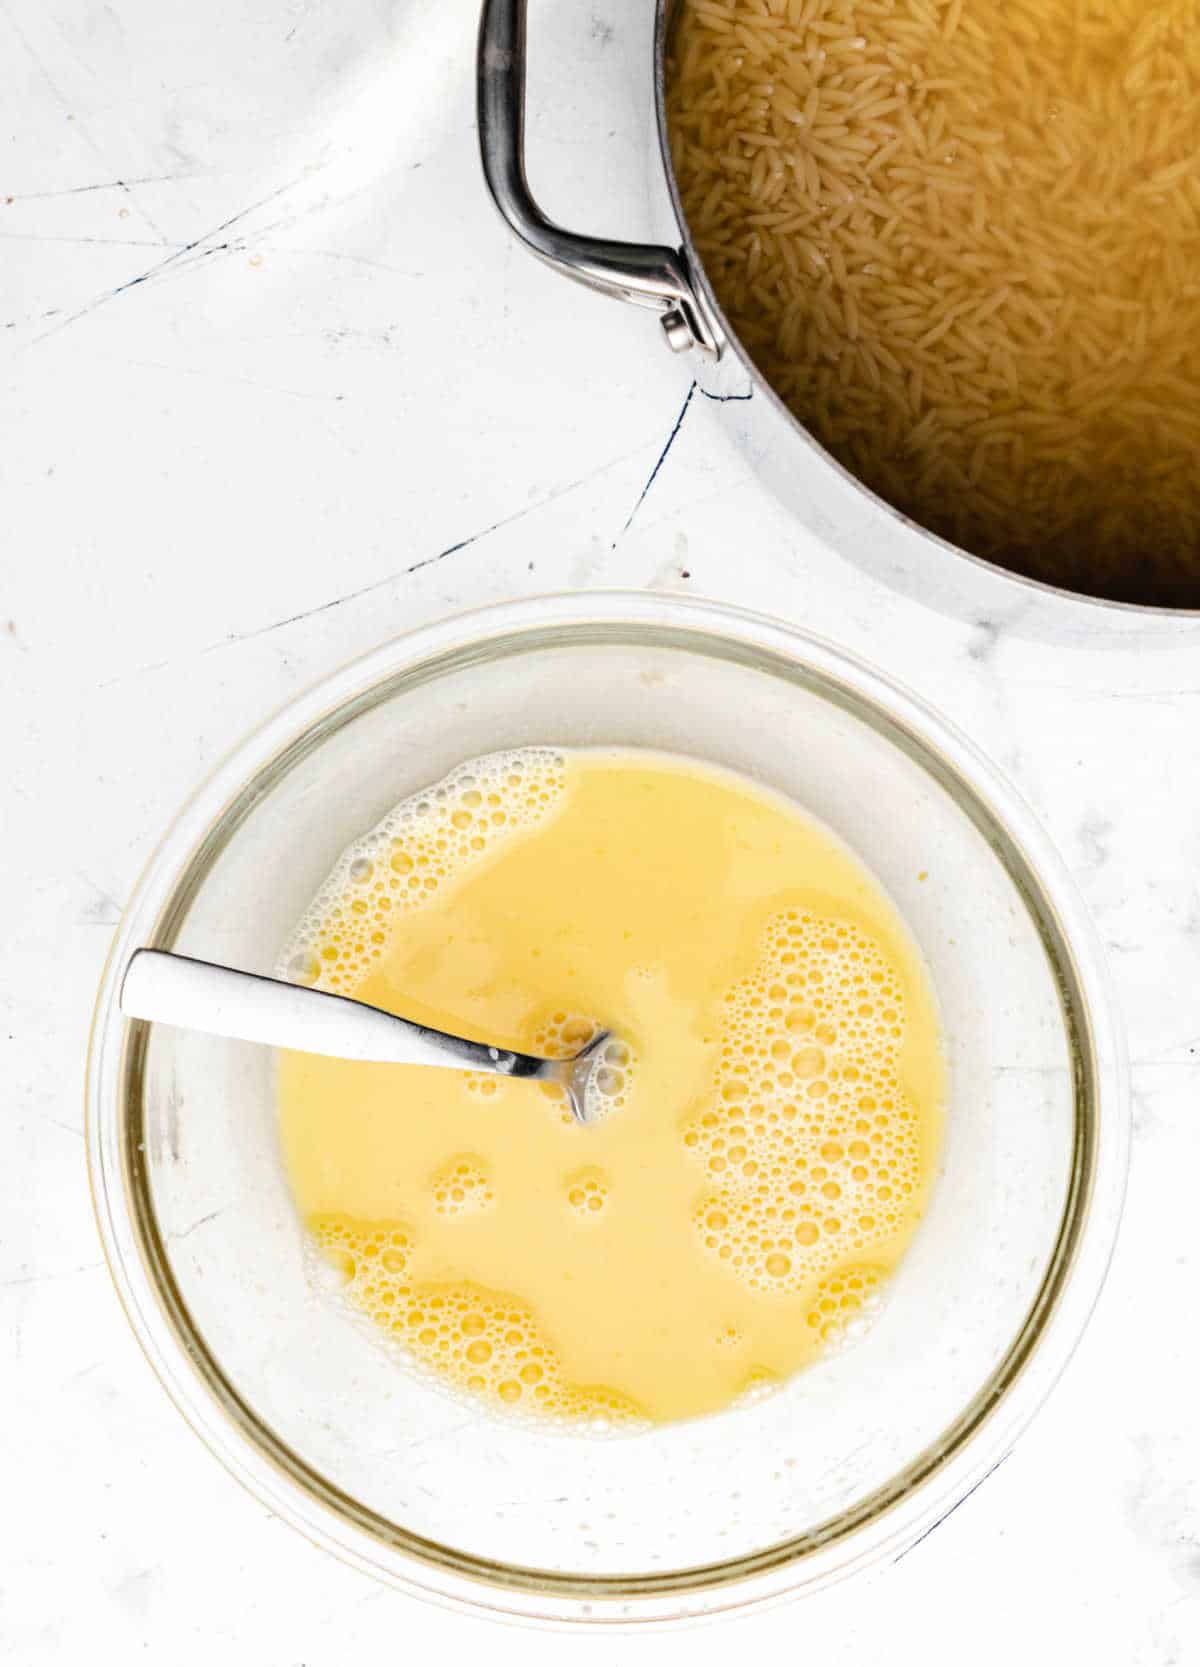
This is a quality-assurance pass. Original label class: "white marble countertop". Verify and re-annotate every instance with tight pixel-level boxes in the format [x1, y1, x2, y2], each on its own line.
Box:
[4, 1, 1199, 1660]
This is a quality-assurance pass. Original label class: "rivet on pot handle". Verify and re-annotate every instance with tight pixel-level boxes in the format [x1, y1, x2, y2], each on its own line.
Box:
[477, 0, 722, 356]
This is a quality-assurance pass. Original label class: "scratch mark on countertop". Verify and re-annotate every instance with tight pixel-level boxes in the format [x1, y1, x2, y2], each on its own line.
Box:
[96, 441, 658, 689]
[0, 1261, 103, 1290]
[617, 381, 696, 537]
[41, 1114, 83, 1139]
[168, 1208, 225, 1242]
[28, 173, 307, 345]
[0, 231, 176, 250]
[196, 443, 652, 653]
[202, 181, 412, 268]
[97, 657, 171, 688]
[1, 173, 198, 202]
[1018, 682, 1200, 705]
[268, 246, 424, 279]
[401, 1417, 479, 1457]
[0, 3, 167, 238]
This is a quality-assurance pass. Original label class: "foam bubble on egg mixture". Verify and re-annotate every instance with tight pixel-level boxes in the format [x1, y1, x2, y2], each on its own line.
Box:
[309, 1215, 644, 1430]
[277, 748, 568, 995]
[684, 908, 919, 1324]
[517, 1015, 636, 1130]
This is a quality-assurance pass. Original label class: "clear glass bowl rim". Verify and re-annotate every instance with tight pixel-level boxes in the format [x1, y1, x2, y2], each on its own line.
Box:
[86, 591, 1129, 1626]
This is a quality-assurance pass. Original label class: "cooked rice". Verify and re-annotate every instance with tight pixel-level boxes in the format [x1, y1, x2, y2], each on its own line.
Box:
[666, 0, 1200, 605]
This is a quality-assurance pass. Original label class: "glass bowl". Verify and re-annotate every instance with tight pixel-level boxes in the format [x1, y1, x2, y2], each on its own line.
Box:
[87, 593, 1128, 1624]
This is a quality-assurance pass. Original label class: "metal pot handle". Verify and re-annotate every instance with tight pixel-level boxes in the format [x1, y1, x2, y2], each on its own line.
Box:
[477, 0, 721, 355]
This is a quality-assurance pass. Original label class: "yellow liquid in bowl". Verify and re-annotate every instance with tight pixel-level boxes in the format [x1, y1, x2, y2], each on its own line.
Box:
[278, 749, 945, 1427]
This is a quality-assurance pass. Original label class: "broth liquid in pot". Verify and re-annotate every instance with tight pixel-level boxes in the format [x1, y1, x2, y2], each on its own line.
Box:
[667, 0, 1200, 607]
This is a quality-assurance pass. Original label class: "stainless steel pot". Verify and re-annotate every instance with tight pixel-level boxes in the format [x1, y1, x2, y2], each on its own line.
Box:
[477, 0, 1197, 620]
